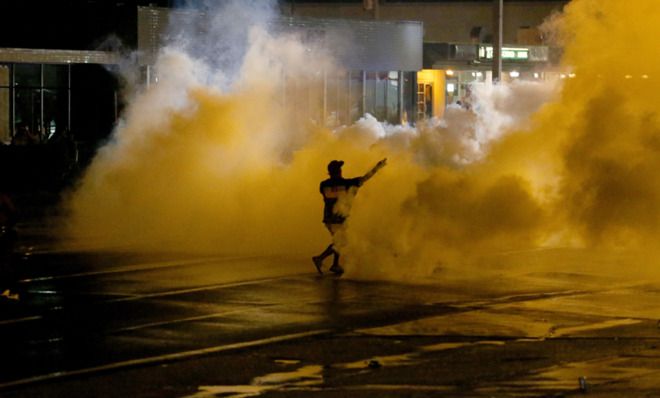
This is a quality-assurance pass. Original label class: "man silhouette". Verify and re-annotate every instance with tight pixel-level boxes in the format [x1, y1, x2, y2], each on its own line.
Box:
[313, 158, 387, 275]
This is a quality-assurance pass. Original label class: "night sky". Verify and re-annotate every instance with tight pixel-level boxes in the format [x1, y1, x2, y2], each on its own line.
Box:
[0, 0, 563, 50]
[0, 1, 170, 50]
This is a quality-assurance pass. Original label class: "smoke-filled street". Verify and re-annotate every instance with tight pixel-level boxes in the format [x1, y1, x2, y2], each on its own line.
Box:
[3, 239, 660, 397]
[2, 0, 660, 396]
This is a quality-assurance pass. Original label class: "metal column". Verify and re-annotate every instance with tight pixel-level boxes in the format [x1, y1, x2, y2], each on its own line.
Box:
[10, 65, 15, 138]
[492, 0, 503, 83]
[40, 64, 44, 137]
[361, 71, 367, 118]
[398, 71, 404, 124]
[67, 64, 71, 131]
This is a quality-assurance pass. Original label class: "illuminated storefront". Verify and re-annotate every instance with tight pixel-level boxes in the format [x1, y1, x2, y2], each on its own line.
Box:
[419, 42, 557, 118]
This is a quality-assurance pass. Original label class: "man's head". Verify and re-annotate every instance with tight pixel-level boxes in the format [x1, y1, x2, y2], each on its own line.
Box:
[327, 160, 344, 177]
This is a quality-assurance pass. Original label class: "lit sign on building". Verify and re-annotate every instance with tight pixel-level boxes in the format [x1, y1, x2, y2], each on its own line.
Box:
[478, 46, 529, 60]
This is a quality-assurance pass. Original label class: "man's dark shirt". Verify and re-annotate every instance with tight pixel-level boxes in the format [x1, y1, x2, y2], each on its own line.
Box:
[320, 177, 362, 224]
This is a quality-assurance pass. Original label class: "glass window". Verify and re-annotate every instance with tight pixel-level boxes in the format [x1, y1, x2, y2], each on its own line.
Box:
[43, 88, 68, 141]
[15, 64, 41, 87]
[374, 72, 387, 122]
[364, 71, 397, 122]
[348, 70, 363, 123]
[44, 64, 68, 88]
[386, 71, 399, 124]
[325, 70, 349, 127]
[336, 71, 349, 126]
[15, 88, 43, 143]
[402, 71, 416, 125]
[365, 72, 376, 119]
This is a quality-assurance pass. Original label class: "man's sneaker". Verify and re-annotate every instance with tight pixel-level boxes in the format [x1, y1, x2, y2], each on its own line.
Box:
[329, 265, 344, 275]
[312, 256, 323, 275]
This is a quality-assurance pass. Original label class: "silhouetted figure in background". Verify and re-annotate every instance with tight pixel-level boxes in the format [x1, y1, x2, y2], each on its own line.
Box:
[11, 123, 39, 146]
[313, 158, 387, 275]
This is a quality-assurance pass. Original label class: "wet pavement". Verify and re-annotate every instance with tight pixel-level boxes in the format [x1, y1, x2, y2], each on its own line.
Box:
[2, 242, 660, 397]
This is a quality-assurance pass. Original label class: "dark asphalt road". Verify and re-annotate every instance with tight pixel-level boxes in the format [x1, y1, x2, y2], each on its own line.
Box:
[0, 249, 463, 389]
[2, 245, 660, 397]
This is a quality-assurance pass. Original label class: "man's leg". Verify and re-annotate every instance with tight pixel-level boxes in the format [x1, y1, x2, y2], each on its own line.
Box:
[313, 244, 335, 275]
[314, 223, 345, 275]
[329, 251, 344, 275]
[313, 223, 340, 274]
[319, 244, 335, 259]
[327, 223, 344, 275]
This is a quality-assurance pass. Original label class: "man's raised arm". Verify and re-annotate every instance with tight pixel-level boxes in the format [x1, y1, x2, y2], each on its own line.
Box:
[361, 158, 387, 184]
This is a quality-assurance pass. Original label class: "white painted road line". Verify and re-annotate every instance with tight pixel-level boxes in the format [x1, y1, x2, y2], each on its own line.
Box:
[0, 329, 331, 391]
[0, 274, 305, 326]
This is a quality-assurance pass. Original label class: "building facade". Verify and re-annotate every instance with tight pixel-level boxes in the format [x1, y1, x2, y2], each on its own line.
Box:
[0, 1, 569, 145]
[0, 49, 121, 146]
[137, 6, 423, 127]
[283, 1, 567, 44]
[284, 0, 568, 118]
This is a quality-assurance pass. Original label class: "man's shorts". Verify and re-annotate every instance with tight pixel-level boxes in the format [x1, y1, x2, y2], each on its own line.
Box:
[324, 222, 348, 249]
[324, 223, 343, 235]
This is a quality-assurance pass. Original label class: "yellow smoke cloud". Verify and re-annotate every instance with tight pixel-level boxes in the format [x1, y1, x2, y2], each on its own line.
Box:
[550, 0, 660, 246]
[63, 0, 660, 284]
[344, 0, 660, 279]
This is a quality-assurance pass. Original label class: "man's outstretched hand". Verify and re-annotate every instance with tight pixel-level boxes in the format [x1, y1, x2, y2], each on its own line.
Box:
[362, 158, 388, 183]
